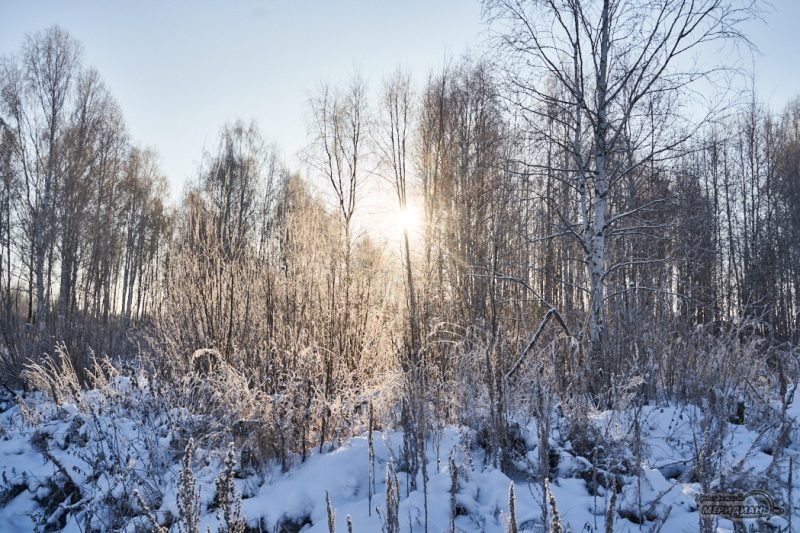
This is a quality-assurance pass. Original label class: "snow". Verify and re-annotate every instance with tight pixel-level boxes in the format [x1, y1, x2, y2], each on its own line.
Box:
[0, 379, 797, 532]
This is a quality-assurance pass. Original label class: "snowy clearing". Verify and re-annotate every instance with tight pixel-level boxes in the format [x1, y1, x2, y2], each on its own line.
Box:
[1, 376, 797, 532]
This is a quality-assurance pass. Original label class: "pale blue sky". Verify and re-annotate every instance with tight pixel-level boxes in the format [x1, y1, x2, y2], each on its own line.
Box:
[2, 0, 798, 197]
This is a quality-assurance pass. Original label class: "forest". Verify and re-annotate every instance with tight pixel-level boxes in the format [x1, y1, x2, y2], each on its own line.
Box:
[0, 1, 798, 531]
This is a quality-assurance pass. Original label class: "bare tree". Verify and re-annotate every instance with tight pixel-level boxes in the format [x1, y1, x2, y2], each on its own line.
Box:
[377, 69, 421, 363]
[1, 26, 81, 331]
[307, 74, 370, 373]
[485, 0, 759, 387]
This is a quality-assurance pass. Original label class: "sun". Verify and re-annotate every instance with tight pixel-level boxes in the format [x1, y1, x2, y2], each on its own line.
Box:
[393, 202, 422, 236]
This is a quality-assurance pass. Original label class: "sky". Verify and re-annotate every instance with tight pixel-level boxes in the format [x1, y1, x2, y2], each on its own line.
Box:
[0, 0, 484, 199]
[1, 0, 798, 200]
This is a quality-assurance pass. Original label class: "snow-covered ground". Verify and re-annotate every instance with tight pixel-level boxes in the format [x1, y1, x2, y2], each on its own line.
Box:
[1, 376, 798, 532]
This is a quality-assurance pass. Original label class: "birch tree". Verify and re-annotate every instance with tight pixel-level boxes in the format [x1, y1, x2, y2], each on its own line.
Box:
[1, 26, 81, 331]
[485, 0, 758, 385]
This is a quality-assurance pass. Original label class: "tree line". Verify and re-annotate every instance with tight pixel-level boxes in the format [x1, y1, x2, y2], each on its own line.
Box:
[1, 1, 798, 472]
[0, 27, 168, 377]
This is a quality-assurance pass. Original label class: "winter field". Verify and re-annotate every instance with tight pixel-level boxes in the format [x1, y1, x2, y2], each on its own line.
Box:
[3, 1, 800, 532]
[1, 360, 798, 532]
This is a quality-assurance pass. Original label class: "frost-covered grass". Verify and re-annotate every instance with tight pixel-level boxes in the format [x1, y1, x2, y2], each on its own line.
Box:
[1, 374, 798, 532]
